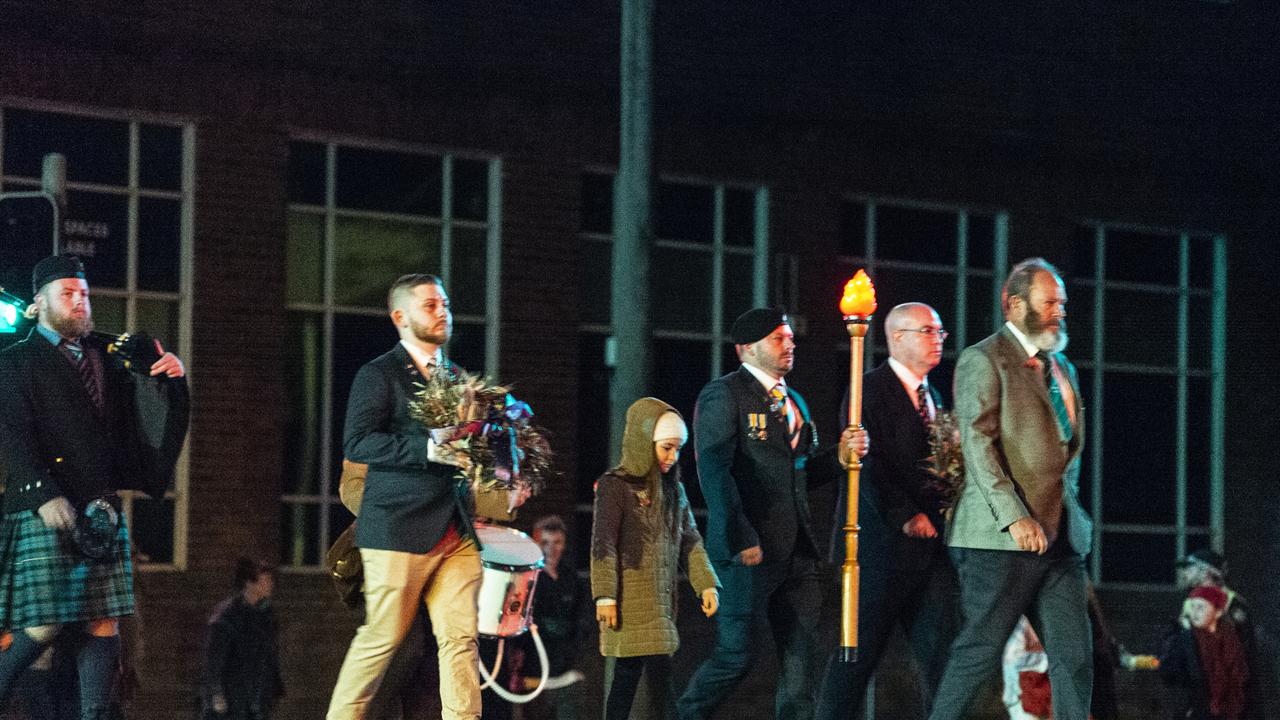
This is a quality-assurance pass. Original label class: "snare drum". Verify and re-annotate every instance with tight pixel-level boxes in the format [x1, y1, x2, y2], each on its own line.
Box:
[475, 524, 544, 638]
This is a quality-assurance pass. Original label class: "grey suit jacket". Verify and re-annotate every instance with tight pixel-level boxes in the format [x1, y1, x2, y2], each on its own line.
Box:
[945, 326, 1091, 555]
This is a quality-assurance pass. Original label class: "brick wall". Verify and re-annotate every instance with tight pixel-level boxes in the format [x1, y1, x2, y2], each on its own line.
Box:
[2, 2, 1278, 718]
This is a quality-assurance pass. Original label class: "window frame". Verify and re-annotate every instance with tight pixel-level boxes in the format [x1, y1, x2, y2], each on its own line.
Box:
[0, 98, 196, 570]
[282, 131, 503, 570]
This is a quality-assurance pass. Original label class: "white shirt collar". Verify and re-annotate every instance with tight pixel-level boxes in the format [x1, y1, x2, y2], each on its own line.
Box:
[1004, 321, 1039, 358]
[887, 356, 928, 394]
[400, 340, 442, 374]
[741, 362, 784, 392]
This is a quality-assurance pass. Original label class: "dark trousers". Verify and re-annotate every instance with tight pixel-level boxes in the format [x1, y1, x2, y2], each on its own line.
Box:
[678, 553, 823, 720]
[927, 546, 1092, 720]
[603, 655, 675, 720]
[816, 537, 959, 720]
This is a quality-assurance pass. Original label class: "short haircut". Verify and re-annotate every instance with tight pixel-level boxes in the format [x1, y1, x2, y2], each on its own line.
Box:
[234, 557, 274, 589]
[387, 273, 444, 312]
[1002, 257, 1062, 313]
[533, 515, 567, 538]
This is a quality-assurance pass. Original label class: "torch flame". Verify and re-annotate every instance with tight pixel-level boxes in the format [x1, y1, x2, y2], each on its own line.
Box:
[839, 269, 877, 317]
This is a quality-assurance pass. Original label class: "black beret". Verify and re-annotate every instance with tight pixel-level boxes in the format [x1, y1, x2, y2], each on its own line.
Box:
[32, 254, 86, 295]
[730, 307, 789, 345]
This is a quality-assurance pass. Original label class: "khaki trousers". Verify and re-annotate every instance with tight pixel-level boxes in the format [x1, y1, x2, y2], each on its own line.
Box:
[327, 532, 482, 720]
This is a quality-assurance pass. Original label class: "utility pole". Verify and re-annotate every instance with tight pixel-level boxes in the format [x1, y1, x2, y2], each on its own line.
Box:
[609, 0, 656, 456]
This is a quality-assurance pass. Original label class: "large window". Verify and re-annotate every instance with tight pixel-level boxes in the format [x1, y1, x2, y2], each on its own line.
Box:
[575, 172, 769, 548]
[283, 137, 502, 567]
[838, 197, 1227, 589]
[837, 195, 1010, 393]
[1069, 225, 1226, 590]
[0, 104, 194, 567]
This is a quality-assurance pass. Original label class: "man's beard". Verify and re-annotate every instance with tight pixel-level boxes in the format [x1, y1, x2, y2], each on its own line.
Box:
[47, 308, 93, 339]
[1025, 307, 1068, 353]
[409, 316, 450, 345]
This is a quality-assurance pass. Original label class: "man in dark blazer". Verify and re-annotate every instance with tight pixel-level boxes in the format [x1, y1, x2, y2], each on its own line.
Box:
[928, 258, 1092, 720]
[327, 273, 501, 720]
[0, 254, 187, 720]
[816, 302, 959, 720]
[678, 307, 864, 720]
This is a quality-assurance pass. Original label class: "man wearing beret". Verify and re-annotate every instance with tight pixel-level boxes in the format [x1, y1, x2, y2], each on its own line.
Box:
[678, 307, 866, 720]
[0, 254, 187, 719]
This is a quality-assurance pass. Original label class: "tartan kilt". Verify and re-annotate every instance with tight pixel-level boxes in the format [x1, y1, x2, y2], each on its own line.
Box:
[0, 510, 134, 629]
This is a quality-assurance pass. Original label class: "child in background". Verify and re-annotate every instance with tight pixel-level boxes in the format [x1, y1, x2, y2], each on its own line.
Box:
[591, 398, 720, 720]
[1160, 585, 1249, 720]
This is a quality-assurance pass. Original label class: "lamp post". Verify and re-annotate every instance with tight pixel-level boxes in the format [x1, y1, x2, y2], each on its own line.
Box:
[838, 269, 876, 663]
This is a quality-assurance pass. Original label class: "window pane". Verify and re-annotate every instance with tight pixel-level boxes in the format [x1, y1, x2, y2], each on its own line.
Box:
[138, 197, 181, 292]
[130, 496, 175, 564]
[964, 274, 997, 343]
[1101, 533, 1175, 584]
[90, 296, 126, 336]
[875, 205, 955, 264]
[1105, 230, 1179, 286]
[450, 226, 487, 317]
[336, 146, 442, 216]
[333, 217, 441, 307]
[331, 313, 400, 474]
[64, 191, 128, 288]
[654, 337, 712, 486]
[968, 214, 995, 270]
[288, 142, 327, 205]
[3, 109, 128, 185]
[580, 173, 613, 234]
[576, 332, 610, 490]
[724, 188, 755, 248]
[1103, 289, 1178, 367]
[0, 194, 58, 296]
[1070, 226, 1097, 283]
[135, 300, 178, 350]
[866, 267, 956, 342]
[1188, 236, 1214, 291]
[281, 502, 321, 567]
[723, 252, 755, 332]
[1186, 378, 1211, 526]
[579, 239, 611, 326]
[657, 183, 713, 244]
[283, 312, 324, 496]
[1101, 372, 1176, 524]
[654, 247, 710, 334]
[139, 124, 183, 192]
[838, 201, 866, 258]
[287, 211, 325, 305]
[1065, 285, 1094, 363]
[452, 159, 489, 222]
[447, 321, 486, 374]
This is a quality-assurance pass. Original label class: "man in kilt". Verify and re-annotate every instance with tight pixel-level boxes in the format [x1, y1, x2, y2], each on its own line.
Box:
[0, 254, 187, 719]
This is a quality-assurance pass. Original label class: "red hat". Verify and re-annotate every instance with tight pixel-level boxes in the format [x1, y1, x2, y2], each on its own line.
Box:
[1188, 585, 1228, 610]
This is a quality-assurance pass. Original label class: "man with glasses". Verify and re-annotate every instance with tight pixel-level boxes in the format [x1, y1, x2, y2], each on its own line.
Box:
[816, 302, 959, 720]
[929, 258, 1092, 720]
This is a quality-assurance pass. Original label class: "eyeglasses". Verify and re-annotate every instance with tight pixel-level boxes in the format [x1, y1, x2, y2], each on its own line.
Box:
[899, 327, 949, 341]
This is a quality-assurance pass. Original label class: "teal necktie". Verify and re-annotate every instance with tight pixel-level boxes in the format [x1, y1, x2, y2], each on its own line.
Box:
[1037, 352, 1073, 440]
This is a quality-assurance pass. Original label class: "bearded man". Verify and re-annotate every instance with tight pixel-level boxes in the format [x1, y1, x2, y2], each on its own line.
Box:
[927, 258, 1093, 720]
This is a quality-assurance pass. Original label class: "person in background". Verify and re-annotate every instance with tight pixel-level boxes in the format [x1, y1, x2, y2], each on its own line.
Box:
[1160, 585, 1249, 720]
[200, 558, 284, 720]
[516, 515, 588, 720]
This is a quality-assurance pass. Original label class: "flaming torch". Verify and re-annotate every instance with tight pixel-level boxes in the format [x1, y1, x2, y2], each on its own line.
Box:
[838, 269, 876, 662]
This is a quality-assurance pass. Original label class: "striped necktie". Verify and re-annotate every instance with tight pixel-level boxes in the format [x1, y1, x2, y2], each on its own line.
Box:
[1036, 351, 1073, 440]
[63, 339, 104, 411]
[916, 383, 932, 428]
[770, 383, 800, 449]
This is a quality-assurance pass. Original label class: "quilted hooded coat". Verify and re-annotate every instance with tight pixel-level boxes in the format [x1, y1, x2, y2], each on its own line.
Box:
[590, 397, 719, 657]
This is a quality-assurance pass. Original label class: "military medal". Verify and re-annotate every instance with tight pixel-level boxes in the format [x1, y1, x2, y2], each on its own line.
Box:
[747, 412, 768, 441]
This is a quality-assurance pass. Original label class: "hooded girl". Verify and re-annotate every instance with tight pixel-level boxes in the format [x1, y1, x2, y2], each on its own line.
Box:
[590, 397, 719, 720]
